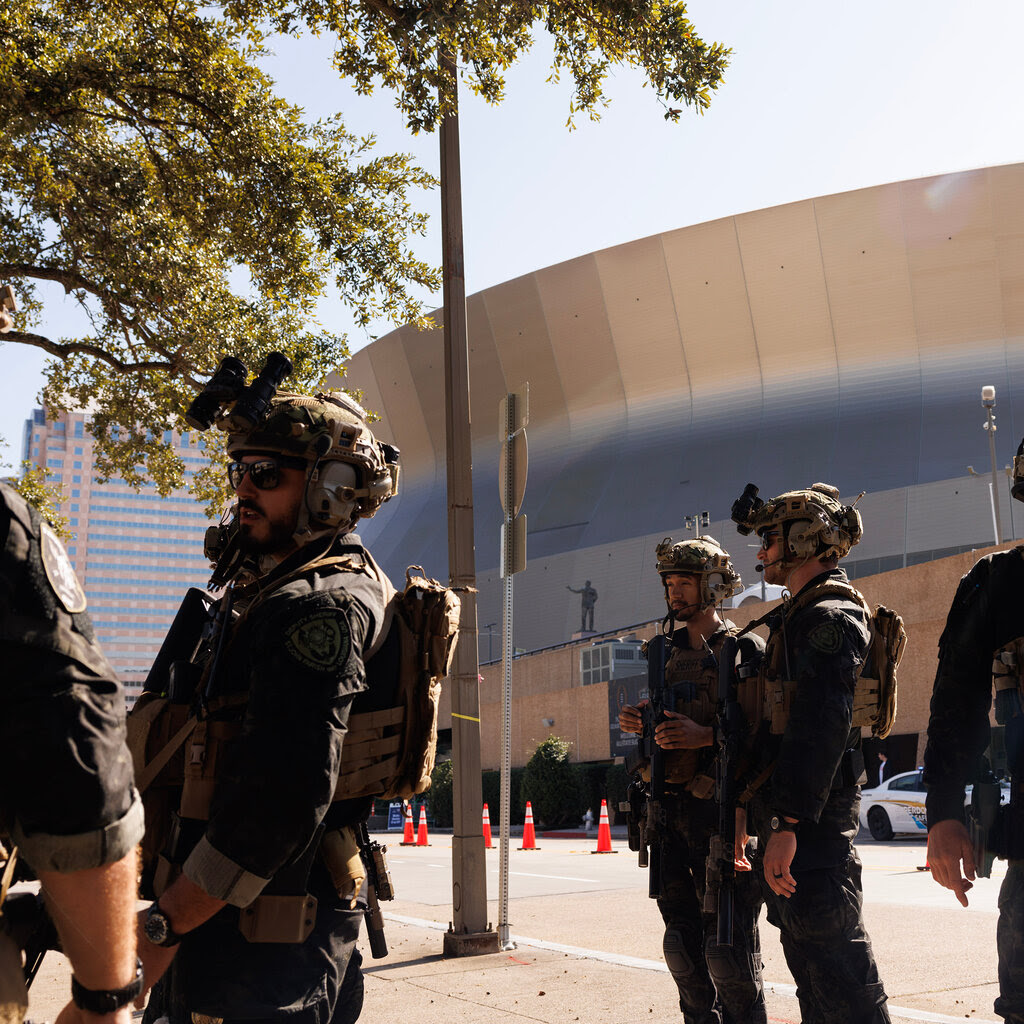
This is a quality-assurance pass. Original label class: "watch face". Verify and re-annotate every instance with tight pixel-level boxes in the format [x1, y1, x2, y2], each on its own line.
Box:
[145, 907, 170, 945]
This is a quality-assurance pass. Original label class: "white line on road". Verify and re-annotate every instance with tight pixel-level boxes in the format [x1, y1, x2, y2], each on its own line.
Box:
[382, 913, 999, 1024]
[502, 870, 600, 882]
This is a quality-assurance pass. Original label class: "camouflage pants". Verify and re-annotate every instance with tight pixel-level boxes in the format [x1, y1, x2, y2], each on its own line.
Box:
[996, 861, 1024, 1024]
[657, 795, 767, 1024]
[759, 852, 889, 1024]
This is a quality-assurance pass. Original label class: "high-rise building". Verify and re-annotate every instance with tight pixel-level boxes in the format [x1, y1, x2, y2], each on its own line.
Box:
[22, 407, 213, 705]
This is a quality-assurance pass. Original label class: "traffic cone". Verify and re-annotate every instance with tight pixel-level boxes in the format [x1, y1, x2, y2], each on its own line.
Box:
[400, 802, 415, 846]
[416, 804, 430, 846]
[591, 799, 616, 854]
[482, 803, 493, 849]
[519, 801, 539, 850]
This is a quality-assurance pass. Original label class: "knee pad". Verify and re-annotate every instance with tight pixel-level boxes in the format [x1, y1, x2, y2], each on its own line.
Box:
[663, 928, 697, 982]
[705, 940, 749, 985]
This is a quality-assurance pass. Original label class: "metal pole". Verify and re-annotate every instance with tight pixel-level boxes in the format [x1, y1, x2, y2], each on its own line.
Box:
[439, 47, 497, 957]
[499, 411, 515, 948]
[983, 387, 1004, 544]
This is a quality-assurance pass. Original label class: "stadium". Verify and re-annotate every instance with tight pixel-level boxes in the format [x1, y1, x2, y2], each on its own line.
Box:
[334, 162, 1024, 772]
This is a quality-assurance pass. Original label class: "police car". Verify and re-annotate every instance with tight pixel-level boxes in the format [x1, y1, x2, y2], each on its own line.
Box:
[859, 769, 1010, 840]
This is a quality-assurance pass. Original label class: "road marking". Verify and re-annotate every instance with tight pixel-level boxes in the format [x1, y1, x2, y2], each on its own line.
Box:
[503, 870, 599, 882]
[382, 913, 1000, 1024]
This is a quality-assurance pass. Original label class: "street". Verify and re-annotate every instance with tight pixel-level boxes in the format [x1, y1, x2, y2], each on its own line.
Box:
[24, 832, 1004, 1023]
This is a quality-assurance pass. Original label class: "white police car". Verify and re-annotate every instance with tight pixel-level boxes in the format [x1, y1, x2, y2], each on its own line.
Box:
[859, 769, 1010, 840]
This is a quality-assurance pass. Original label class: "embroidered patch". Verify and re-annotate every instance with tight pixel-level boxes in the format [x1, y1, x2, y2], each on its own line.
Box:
[807, 620, 843, 654]
[284, 610, 351, 671]
[40, 521, 87, 613]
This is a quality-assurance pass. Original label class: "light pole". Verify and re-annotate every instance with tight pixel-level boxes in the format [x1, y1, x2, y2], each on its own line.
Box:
[982, 386, 1004, 545]
[684, 511, 710, 536]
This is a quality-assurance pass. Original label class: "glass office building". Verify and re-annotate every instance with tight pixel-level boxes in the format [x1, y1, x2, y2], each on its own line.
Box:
[22, 408, 212, 705]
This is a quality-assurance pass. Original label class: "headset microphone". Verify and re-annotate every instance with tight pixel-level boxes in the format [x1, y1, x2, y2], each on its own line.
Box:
[755, 557, 784, 573]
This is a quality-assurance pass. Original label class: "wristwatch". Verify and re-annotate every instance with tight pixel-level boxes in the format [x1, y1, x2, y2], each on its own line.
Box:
[71, 958, 144, 1013]
[144, 900, 185, 948]
[769, 814, 797, 834]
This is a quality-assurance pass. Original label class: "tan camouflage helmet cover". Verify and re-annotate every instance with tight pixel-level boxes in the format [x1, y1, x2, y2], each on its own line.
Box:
[655, 535, 743, 608]
[1013, 437, 1024, 503]
[225, 390, 398, 528]
[748, 483, 863, 563]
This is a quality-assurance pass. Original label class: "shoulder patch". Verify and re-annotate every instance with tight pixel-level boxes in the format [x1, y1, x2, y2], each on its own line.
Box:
[807, 620, 843, 654]
[40, 521, 87, 613]
[284, 608, 352, 671]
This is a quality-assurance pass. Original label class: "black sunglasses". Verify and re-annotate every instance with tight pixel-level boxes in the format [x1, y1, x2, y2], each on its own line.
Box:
[227, 456, 306, 491]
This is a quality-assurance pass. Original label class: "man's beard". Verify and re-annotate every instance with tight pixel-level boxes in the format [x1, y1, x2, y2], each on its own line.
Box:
[237, 503, 299, 555]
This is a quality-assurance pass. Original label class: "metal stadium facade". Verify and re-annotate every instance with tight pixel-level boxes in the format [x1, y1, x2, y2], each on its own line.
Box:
[336, 163, 1024, 662]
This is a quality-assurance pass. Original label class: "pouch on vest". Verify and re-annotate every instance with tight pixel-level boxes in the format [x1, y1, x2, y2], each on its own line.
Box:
[334, 566, 461, 801]
[994, 637, 1024, 724]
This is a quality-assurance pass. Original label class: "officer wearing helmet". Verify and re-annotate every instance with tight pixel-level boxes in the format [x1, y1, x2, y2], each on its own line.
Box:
[731, 482, 890, 1023]
[618, 536, 767, 1023]
[924, 437, 1024, 1024]
[136, 376, 400, 1024]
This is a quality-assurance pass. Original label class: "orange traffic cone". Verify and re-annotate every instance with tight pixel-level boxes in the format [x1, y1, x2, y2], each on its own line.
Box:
[519, 801, 539, 850]
[416, 804, 430, 846]
[592, 799, 616, 854]
[482, 803, 493, 849]
[400, 802, 415, 846]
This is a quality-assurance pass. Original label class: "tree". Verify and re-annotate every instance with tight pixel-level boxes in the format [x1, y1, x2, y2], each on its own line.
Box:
[521, 735, 582, 828]
[0, 0, 439, 504]
[227, 1, 730, 132]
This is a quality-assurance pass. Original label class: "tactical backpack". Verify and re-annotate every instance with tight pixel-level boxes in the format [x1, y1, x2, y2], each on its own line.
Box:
[752, 579, 906, 739]
[334, 564, 462, 801]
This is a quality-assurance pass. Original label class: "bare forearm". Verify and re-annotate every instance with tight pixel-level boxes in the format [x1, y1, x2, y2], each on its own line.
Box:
[39, 847, 139, 990]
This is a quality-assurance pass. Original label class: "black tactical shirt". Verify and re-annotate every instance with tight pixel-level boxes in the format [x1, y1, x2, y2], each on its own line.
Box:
[765, 568, 871, 824]
[182, 535, 389, 902]
[924, 548, 1024, 825]
[0, 481, 142, 872]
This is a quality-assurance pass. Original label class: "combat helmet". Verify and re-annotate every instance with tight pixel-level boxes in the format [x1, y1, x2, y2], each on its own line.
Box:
[225, 390, 399, 536]
[731, 482, 863, 565]
[654, 535, 743, 610]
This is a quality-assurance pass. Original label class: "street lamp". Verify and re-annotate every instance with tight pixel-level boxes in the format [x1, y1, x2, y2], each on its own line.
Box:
[684, 511, 710, 536]
[982, 386, 1004, 545]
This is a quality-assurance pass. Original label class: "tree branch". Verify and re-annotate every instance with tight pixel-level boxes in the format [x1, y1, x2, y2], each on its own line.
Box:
[4, 330, 174, 374]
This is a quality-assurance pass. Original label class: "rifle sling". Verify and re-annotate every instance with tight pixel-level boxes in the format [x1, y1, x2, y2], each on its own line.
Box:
[137, 715, 199, 793]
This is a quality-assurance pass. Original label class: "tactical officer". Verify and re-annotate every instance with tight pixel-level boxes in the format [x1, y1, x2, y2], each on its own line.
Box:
[136, 388, 400, 1024]
[619, 536, 766, 1024]
[1, 480, 144, 1024]
[924, 439, 1024, 1024]
[730, 482, 890, 1023]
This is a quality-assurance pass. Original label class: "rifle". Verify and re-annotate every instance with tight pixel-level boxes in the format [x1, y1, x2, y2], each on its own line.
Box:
[634, 632, 672, 899]
[2, 890, 59, 987]
[704, 634, 740, 946]
[968, 772, 1002, 879]
[354, 821, 394, 959]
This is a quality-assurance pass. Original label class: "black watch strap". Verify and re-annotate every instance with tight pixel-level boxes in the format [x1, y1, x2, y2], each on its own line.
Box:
[769, 814, 797, 833]
[71, 958, 144, 1014]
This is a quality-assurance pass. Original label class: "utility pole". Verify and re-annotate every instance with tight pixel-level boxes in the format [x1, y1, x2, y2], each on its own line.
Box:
[438, 47, 498, 957]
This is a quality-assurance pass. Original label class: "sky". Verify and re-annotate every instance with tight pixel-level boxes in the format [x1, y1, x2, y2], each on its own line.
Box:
[4, 0, 1024, 463]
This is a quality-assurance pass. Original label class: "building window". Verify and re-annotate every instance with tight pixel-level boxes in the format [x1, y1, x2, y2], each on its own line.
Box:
[72, 475, 82, 484]
[74, 422, 84, 438]
[73, 461, 82, 469]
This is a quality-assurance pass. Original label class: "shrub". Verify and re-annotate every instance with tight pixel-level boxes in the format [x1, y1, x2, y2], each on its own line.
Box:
[521, 736, 582, 828]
